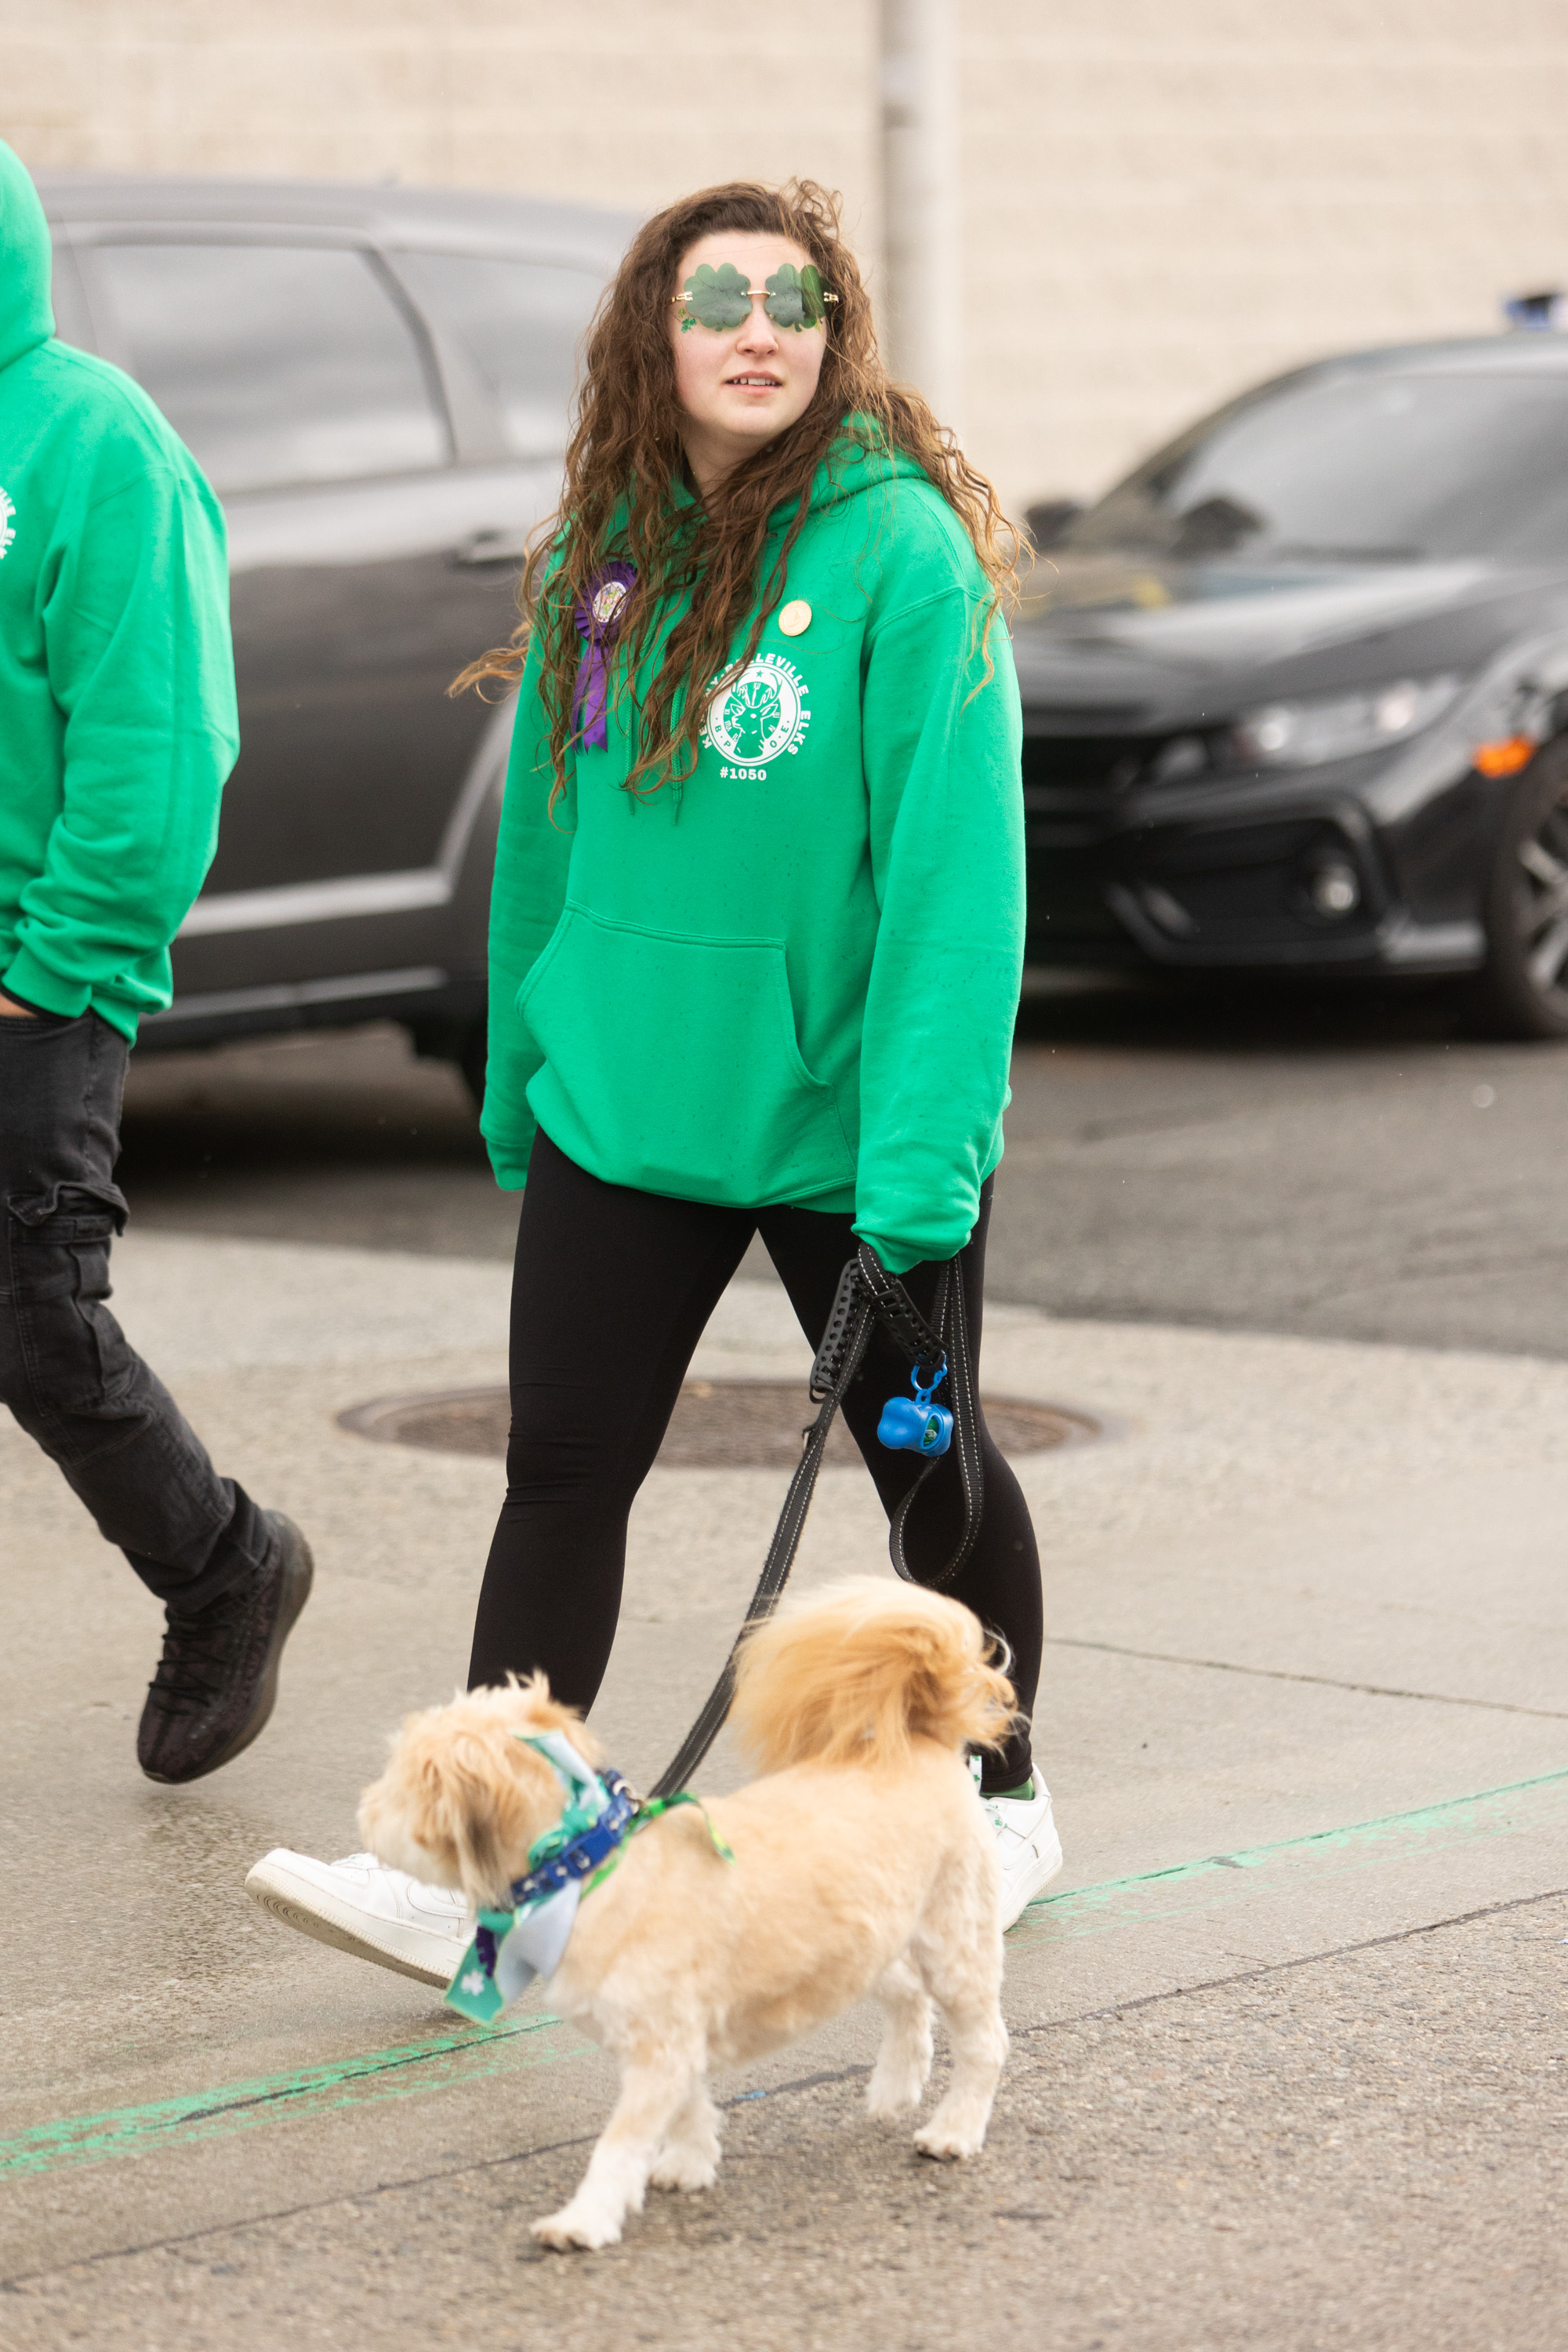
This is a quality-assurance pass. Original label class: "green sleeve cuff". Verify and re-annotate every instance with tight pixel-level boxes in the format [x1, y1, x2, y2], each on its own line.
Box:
[481, 1086, 539, 1193]
[852, 1226, 927, 1277]
[483, 1121, 535, 1192]
[2, 947, 91, 1018]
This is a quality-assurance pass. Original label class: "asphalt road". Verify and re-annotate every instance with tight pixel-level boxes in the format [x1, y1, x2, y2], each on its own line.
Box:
[121, 976, 1568, 1356]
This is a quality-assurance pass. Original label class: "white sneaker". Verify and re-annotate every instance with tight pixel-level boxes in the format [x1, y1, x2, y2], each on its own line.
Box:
[982, 1784, 1064, 1929]
[245, 1849, 470, 1987]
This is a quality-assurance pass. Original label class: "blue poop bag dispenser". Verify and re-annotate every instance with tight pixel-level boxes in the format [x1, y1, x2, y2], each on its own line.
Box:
[877, 1359, 953, 1459]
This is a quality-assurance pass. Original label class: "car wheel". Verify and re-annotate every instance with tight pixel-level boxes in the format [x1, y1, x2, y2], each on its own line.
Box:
[1474, 741, 1568, 1039]
[457, 1012, 487, 1110]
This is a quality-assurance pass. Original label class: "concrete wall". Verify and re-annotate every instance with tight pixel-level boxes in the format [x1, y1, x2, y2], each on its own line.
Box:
[973, 1, 1568, 508]
[1, 1, 879, 238]
[5, 1, 1568, 516]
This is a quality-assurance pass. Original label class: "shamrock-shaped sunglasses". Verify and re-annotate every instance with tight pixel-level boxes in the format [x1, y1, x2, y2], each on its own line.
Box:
[673, 260, 838, 334]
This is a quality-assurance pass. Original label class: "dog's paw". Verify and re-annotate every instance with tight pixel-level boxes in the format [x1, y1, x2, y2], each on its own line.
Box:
[866, 2066, 925, 2120]
[914, 2122, 985, 2161]
[531, 2204, 622, 2251]
[650, 2148, 719, 2194]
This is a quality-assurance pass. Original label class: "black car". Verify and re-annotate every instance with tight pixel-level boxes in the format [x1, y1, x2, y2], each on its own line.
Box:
[39, 171, 632, 1092]
[1018, 336, 1568, 1035]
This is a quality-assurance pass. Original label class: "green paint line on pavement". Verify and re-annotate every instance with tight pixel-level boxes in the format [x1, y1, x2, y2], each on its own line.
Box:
[0, 2010, 583, 2185]
[7, 1764, 1567, 2186]
[1011, 1762, 1568, 1949]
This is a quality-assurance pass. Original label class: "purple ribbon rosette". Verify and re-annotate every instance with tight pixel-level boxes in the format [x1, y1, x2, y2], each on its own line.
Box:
[572, 561, 637, 750]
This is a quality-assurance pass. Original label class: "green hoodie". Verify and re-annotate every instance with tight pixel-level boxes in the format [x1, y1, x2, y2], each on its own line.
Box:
[0, 141, 238, 1038]
[483, 432, 1025, 1274]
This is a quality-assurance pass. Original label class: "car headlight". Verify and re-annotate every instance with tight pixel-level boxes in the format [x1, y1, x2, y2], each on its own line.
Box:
[1229, 675, 1463, 768]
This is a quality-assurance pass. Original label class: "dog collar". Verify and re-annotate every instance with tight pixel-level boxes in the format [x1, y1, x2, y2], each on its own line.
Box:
[445, 1733, 636, 2025]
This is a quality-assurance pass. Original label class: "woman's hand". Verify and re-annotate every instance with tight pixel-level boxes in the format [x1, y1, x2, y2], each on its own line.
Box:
[0, 993, 39, 1017]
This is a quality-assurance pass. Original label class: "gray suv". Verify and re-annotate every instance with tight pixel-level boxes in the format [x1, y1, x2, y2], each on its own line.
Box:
[38, 172, 632, 1094]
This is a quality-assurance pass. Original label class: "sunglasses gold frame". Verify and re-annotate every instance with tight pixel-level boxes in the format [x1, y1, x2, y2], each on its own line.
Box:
[669, 289, 842, 312]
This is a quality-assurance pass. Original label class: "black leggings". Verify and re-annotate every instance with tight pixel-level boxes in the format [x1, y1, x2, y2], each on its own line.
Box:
[469, 1130, 1042, 1791]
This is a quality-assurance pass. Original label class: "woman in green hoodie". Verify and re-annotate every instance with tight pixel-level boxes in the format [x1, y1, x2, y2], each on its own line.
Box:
[250, 180, 1060, 1970]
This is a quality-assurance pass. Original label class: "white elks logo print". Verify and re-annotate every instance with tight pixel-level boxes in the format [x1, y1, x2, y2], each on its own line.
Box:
[701, 652, 811, 779]
[0, 487, 14, 561]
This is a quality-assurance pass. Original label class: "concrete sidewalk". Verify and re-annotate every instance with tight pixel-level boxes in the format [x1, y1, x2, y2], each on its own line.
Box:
[2, 1233, 1566, 2347]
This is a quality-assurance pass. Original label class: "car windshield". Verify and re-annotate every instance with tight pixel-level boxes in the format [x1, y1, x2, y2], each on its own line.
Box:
[1065, 366, 1568, 565]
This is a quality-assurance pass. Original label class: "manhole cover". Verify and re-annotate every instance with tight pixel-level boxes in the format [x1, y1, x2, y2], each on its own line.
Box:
[338, 1381, 1098, 1468]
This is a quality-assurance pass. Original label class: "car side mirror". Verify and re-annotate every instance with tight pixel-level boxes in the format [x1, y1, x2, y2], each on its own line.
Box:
[1024, 498, 1085, 551]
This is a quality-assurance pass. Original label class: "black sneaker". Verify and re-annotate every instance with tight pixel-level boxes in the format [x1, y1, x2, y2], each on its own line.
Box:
[137, 1512, 314, 1784]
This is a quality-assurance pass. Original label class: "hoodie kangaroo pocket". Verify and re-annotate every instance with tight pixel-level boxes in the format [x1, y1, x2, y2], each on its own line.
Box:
[517, 906, 855, 1203]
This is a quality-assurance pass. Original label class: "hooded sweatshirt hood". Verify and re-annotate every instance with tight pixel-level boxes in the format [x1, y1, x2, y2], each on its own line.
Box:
[809, 420, 925, 509]
[0, 143, 238, 1036]
[665, 419, 930, 538]
[0, 141, 55, 374]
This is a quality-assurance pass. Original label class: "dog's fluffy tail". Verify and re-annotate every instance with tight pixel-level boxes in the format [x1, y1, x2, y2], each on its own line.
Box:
[729, 1576, 1018, 1773]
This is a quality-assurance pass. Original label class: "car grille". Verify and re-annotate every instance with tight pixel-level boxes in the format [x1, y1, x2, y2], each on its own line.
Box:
[1022, 728, 1223, 811]
[1020, 736, 1385, 960]
[1021, 733, 1158, 825]
[1021, 735, 1163, 946]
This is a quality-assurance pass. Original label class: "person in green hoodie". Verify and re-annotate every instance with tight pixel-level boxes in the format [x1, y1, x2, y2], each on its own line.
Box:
[248, 178, 1058, 1974]
[0, 141, 312, 1783]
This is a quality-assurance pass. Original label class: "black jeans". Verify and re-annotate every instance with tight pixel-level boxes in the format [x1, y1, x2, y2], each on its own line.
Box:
[0, 1010, 267, 1610]
[470, 1130, 1044, 1792]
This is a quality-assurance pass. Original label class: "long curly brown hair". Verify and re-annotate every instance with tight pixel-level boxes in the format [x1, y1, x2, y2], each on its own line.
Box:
[455, 178, 1022, 802]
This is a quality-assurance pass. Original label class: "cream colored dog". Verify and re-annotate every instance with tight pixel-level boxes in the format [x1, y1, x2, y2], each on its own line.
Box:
[358, 1577, 1017, 2251]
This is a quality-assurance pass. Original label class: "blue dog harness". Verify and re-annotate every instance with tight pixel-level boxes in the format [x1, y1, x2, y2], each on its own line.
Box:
[444, 1731, 731, 2025]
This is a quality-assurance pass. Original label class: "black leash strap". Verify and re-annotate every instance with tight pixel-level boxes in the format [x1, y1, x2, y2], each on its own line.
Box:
[851, 1244, 985, 1592]
[649, 1243, 984, 1798]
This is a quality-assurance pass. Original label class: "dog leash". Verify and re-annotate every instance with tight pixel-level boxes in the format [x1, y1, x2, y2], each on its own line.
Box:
[648, 1241, 984, 1799]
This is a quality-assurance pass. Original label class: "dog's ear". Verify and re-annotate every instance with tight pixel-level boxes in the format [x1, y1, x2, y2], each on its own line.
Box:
[360, 1720, 540, 1907]
[459, 1737, 533, 1905]
[434, 1733, 534, 1909]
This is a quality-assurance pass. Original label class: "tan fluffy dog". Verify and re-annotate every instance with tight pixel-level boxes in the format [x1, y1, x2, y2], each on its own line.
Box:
[357, 1577, 1017, 2250]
